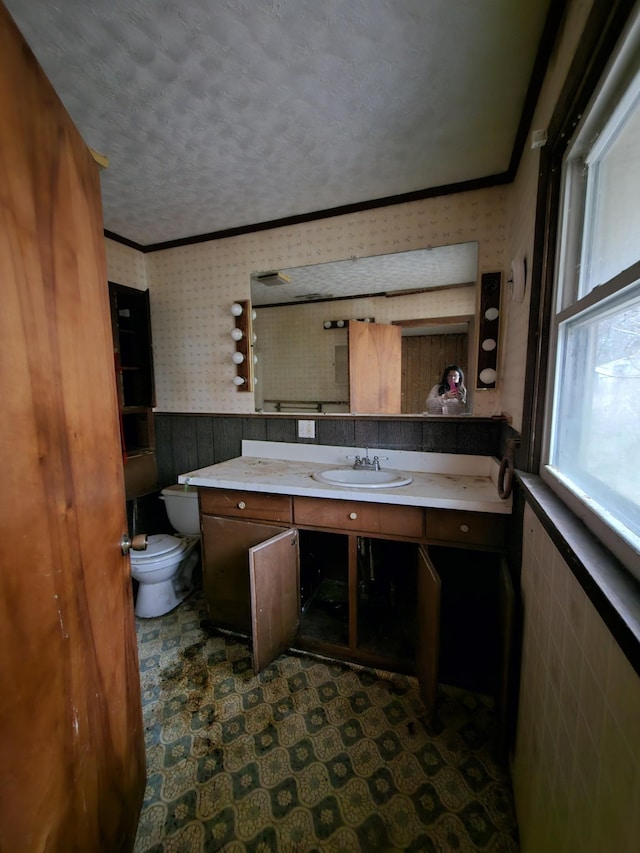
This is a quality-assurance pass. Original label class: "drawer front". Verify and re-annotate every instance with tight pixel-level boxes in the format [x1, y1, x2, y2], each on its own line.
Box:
[426, 509, 505, 548]
[294, 496, 423, 538]
[199, 488, 293, 523]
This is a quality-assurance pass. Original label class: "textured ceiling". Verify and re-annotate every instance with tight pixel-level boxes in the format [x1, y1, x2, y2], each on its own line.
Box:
[6, 0, 552, 247]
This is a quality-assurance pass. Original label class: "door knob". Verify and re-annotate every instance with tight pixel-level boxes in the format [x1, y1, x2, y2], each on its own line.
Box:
[121, 533, 148, 555]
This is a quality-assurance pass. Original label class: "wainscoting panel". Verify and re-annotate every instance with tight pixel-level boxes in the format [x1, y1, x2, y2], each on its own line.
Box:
[154, 414, 504, 489]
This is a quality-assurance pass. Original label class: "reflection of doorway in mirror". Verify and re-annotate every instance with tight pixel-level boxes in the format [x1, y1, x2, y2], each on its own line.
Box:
[348, 321, 402, 414]
[401, 333, 469, 413]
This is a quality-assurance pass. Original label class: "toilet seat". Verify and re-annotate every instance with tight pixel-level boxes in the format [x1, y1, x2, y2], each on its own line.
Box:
[130, 534, 188, 572]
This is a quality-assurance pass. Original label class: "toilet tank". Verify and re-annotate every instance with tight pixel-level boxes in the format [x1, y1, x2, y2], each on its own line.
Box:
[160, 485, 200, 535]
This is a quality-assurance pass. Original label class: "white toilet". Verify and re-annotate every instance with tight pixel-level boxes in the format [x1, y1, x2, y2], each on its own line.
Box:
[130, 484, 200, 618]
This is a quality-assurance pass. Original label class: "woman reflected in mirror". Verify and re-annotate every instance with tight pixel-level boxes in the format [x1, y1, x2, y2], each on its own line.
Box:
[425, 364, 468, 414]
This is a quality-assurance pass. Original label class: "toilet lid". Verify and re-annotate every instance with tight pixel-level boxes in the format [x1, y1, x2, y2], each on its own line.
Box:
[130, 533, 186, 562]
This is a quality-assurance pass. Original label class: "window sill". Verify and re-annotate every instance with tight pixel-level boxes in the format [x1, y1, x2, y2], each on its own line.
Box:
[516, 471, 640, 676]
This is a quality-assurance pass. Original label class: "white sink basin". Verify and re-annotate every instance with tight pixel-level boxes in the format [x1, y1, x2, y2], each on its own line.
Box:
[312, 468, 413, 489]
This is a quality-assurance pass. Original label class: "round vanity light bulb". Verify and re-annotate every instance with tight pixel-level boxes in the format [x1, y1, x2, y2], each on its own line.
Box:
[324, 320, 332, 329]
[233, 376, 245, 386]
[230, 302, 243, 317]
[231, 328, 243, 341]
[252, 333, 257, 344]
[253, 354, 258, 364]
[481, 338, 497, 352]
[252, 310, 257, 320]
[484, 307, 499, 321]
[479, 367, 497, 385]
[336, 319, 345, 328]
[232, 352, 245, 364]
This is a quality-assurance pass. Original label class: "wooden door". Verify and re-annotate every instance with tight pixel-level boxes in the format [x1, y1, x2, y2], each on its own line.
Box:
[249, 529, 300, 672]
[348, 321, 402, 413]
[0, 7, 145, 851]
[416, 546, 441, 722]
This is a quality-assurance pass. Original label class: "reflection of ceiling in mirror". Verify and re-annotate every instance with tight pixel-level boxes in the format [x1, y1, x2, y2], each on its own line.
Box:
[251, 242, 478, 306]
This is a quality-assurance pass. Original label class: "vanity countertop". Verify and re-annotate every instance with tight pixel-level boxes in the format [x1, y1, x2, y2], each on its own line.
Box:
[178, 441, 512, 515]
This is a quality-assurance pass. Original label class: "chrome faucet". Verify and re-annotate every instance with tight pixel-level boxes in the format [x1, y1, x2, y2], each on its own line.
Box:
[348, 449, 388, 471]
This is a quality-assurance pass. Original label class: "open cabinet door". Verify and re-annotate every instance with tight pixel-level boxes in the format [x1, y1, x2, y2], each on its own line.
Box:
[416, 546, 441, 722]
[249, 529, 300, 672]
[349, 320, 402, 413]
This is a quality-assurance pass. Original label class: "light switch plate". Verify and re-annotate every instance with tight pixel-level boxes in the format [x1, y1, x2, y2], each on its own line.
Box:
[297, 420, 316, 439]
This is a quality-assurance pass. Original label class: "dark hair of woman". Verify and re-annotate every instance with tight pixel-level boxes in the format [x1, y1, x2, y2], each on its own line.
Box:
[437, 365, 467, 399]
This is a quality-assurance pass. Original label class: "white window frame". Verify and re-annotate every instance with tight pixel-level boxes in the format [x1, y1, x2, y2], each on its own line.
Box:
[541, 6, 640, 582]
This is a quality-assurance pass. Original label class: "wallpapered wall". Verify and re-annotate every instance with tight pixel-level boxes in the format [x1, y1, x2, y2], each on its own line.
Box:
[106, 239, 148, 291]
[499, 0, 598, 431]
[514, 502, 640, 852]
[105, 184, 514, 421]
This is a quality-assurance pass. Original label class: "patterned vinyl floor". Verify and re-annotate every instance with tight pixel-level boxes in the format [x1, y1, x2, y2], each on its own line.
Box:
[133, 590, 519, 852]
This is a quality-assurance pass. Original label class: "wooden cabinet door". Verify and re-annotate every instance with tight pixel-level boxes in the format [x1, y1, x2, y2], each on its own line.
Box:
[0, 7, 145, 850]
[250, 529, 300, 673]
[416, 546, 441, 722]
[349, 320, 402, 413]
[201, 516, 289, 633]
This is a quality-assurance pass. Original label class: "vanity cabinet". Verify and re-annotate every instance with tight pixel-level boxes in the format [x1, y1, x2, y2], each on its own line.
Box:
[294, 495, 423, 538]
[426, 509, 505, 549]
[199, 488, 299, 672]
[199, 488, 292, 523]
[199, 487, 513, 723]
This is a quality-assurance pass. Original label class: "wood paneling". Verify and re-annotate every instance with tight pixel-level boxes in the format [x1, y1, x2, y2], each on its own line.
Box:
[171, 415, 200, 474]
[378, 419, 423, 451]
[213, 417, 244, 463]
[402, 333, 469, 413]
[354, 419, 381, 450]
[266, 417, 297, 444]
[0, 6, 145, 849]
[152, 413, 503, 488]
[195, 416, 215, 469]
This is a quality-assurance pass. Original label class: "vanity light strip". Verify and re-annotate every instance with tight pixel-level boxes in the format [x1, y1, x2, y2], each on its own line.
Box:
[323, 317, 374, 329]
[231, 300, 254, 391]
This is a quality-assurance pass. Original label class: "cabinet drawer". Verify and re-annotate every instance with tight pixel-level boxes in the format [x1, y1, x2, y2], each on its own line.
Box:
[199, 488, 293, 523]
[426, 509, 505, 549]
[294, 496, 423, 538]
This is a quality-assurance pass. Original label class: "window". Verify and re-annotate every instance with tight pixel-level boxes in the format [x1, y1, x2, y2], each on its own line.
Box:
[543, 8, 640, 581]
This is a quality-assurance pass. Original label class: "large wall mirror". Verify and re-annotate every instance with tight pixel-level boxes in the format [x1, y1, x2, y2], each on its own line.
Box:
[251, 241, 479, 415]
